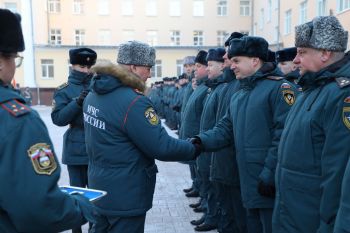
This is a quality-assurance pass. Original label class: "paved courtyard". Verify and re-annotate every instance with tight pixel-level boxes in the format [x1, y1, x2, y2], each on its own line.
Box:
[34, 106, 216, 233]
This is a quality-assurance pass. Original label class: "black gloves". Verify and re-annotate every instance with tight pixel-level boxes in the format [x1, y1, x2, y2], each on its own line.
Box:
[76, 90, 89, 107]
[71, 193, 100, 224]
[188, 136, 203, 158]
[257, 179, 275, 198]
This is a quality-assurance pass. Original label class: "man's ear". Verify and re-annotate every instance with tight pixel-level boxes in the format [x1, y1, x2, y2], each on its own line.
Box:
[320, 50, 332, 62]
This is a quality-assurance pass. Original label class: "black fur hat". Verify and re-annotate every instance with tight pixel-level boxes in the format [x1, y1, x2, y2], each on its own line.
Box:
[69, 48, 97, 66]
[267, 50, 276, 63]
[0, 9, 25, 53]
[275, 47, 297, 63]
[224, 32, 245, 47]
[206, 48, 226, 63]
[195, 50, 208, 66]
[228, 36, 269, 61]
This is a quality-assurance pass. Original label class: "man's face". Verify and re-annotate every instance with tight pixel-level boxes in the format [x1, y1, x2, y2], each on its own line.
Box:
[183, 64, 195, 76]
[278, 61, 296, 75]
[72, 64, 91, 73]
[223, 47, 233, 68]
[132, 65, 152, 82]
[230, 56, 257, 79]
[293, 47, 324, 75]
[206, 61, 223, 79]
[194, 63, 208, 79]
[0, 53, 18, 84]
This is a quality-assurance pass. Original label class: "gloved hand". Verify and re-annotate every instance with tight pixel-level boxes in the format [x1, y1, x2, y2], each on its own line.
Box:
[187, 136, 203, 158]
[71, 193, 100, 224]
[257, 180, 275, 198]
[76, 90, 89, 107]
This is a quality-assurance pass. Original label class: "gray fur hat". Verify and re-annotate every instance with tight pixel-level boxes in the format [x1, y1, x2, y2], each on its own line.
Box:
[183, 56, 196, 65]
[295, 16, 348, 51]
[117, 41, 156, 67]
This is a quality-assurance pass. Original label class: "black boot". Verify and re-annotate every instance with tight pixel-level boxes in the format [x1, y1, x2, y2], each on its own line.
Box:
[190, 215, 205, 226]
[194, 223, 217, 232]
[186, 190, 200, 198]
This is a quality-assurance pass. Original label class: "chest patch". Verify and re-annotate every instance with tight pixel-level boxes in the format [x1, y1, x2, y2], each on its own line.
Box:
[145, 107, 159, 126]
[343, 96, 350, 130]
[27, 143, 57, 175]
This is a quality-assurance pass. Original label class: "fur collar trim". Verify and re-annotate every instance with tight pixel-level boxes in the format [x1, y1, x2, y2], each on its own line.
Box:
[91, 61, 146, 92]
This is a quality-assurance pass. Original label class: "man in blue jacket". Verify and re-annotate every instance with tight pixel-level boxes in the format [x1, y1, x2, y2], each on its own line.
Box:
[83, 41, 200, 233]
[192, 36, 296, 233]
[0, 8, 98, 233]
[273, 16, 350, 233]
[51, 47, 97, 233]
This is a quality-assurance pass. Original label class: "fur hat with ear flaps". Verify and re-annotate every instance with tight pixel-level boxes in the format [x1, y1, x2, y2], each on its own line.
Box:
[0, 8, 25, 53]
[117, 41, 156, 67]
[295, 16, 348, 52]
[228, 36, 269, 61]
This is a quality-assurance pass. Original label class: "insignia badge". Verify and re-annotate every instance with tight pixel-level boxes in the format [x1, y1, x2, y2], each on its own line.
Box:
[343, 107, 350, 130]
[27, 143, 57, 175]
[281, 83, 291, 89]
[282, 90, 295, 105]
[145, 107, 159, 126]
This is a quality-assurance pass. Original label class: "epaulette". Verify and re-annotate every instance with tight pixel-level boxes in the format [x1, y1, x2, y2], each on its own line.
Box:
[266, 76, 284, 81]
[1, 99, 31, 117]
[134, 89, 144, 95]
[335, 77, 350, 88]
[56, 82, 69, 90]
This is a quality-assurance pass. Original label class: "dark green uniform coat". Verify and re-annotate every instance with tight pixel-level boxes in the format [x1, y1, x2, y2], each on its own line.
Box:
[274, 55, 350, 233]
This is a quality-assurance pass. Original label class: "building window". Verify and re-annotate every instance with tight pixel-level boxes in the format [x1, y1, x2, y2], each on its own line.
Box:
[338, 0, 350, 12]
[240, 0, 250, 16]
[73, 0, 84, 14]
[267, 0, 272, 22]
[49, 29, 61, 45]
[193, 30, 204, 46]
[41, 59, 54, 79]
[122, 30, 135, 41]
[4, 2, 17, 12]
[48, 0, 61, 13]
[151, 60, 162, 78]
[98, 0, 109, 15]
[122, 0, 133, 16]
[170, 30, 181, 46]
[193, 0, 204, 16]
[284, 9, 292, 35]
[169, 0, 181, 16]
[147, 30, 158, 46]
[217, 30, 227, 46]
[217, 0, 227, 16]
[274, 26, 279, 42]
[75, 29, 85, 46]
[146, 0, 157, 16]
[259, 8, 264, 30]
[317, 0, 326, 15]
[98, 29, 111, 45]
[176, 59, 183, 75]
[299, 1, 307, 24]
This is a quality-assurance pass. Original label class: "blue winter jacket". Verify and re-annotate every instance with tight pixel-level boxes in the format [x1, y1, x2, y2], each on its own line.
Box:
[83, 62, 196, 217]
[199, 63, 296, 209]
[273, 54, 350, 233]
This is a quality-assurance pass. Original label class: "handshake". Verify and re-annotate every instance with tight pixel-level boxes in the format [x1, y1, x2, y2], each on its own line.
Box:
[187, 136, 203, 158]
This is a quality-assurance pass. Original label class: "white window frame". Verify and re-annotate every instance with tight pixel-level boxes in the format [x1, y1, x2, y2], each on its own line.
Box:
[151, 60, 162, 78]
[240, 0, 250, 16]
[41, 59, 54, 79]
[337, 0, 350, 12]
[176, 59, 183, 75]
[217, 0, 227, 16]
[73, 0, 84, 14]
[193, 0, 204, 16]
[49, 29, 61, 45]
[267, 0, 272, 22]
[4, 2, 17, 12]
[147, 30, 158, 46]
[259, 8, 264, 30]
[146, 0, 157, 16]
[98, 0, 109, 15]
[193, 30, 204, 46]
[75, 29, 85, 46]
[48, 0, 61, 13]
[170, 30, 181, 46]
[122, 0, 133, 16]
[98, 29, 111, 45]
[123, 29, 135, 41]
[169, 0, 181, 16]
[284, 9, 292, 35]
[217, 30, 227, 46]
[299, 1, 307, 24]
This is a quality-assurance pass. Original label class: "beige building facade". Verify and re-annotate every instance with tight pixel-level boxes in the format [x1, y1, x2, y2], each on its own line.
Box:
[2, 0, 350, 104]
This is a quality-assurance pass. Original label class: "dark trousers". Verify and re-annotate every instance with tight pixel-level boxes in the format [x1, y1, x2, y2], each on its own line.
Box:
[91, 214, 146, 233]
[246, 208, 273, 233]
[214, 182, 247, 233]
[189, 163, 200, 192]
[67, 165, 89, 233]
[204, 180, 219, 226]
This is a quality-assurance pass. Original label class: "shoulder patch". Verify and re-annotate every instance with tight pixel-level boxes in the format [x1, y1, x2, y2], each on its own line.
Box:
[57, 82, 69, 90]
[266, 76, 284, 81]
[281, 82, 292, 89]
[1, 99, 31, 117]
[282, 89, 295, 106]
[336, 77, 350, 88]
[145, 107, 160, 126]
[27, 143, 57, 175]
